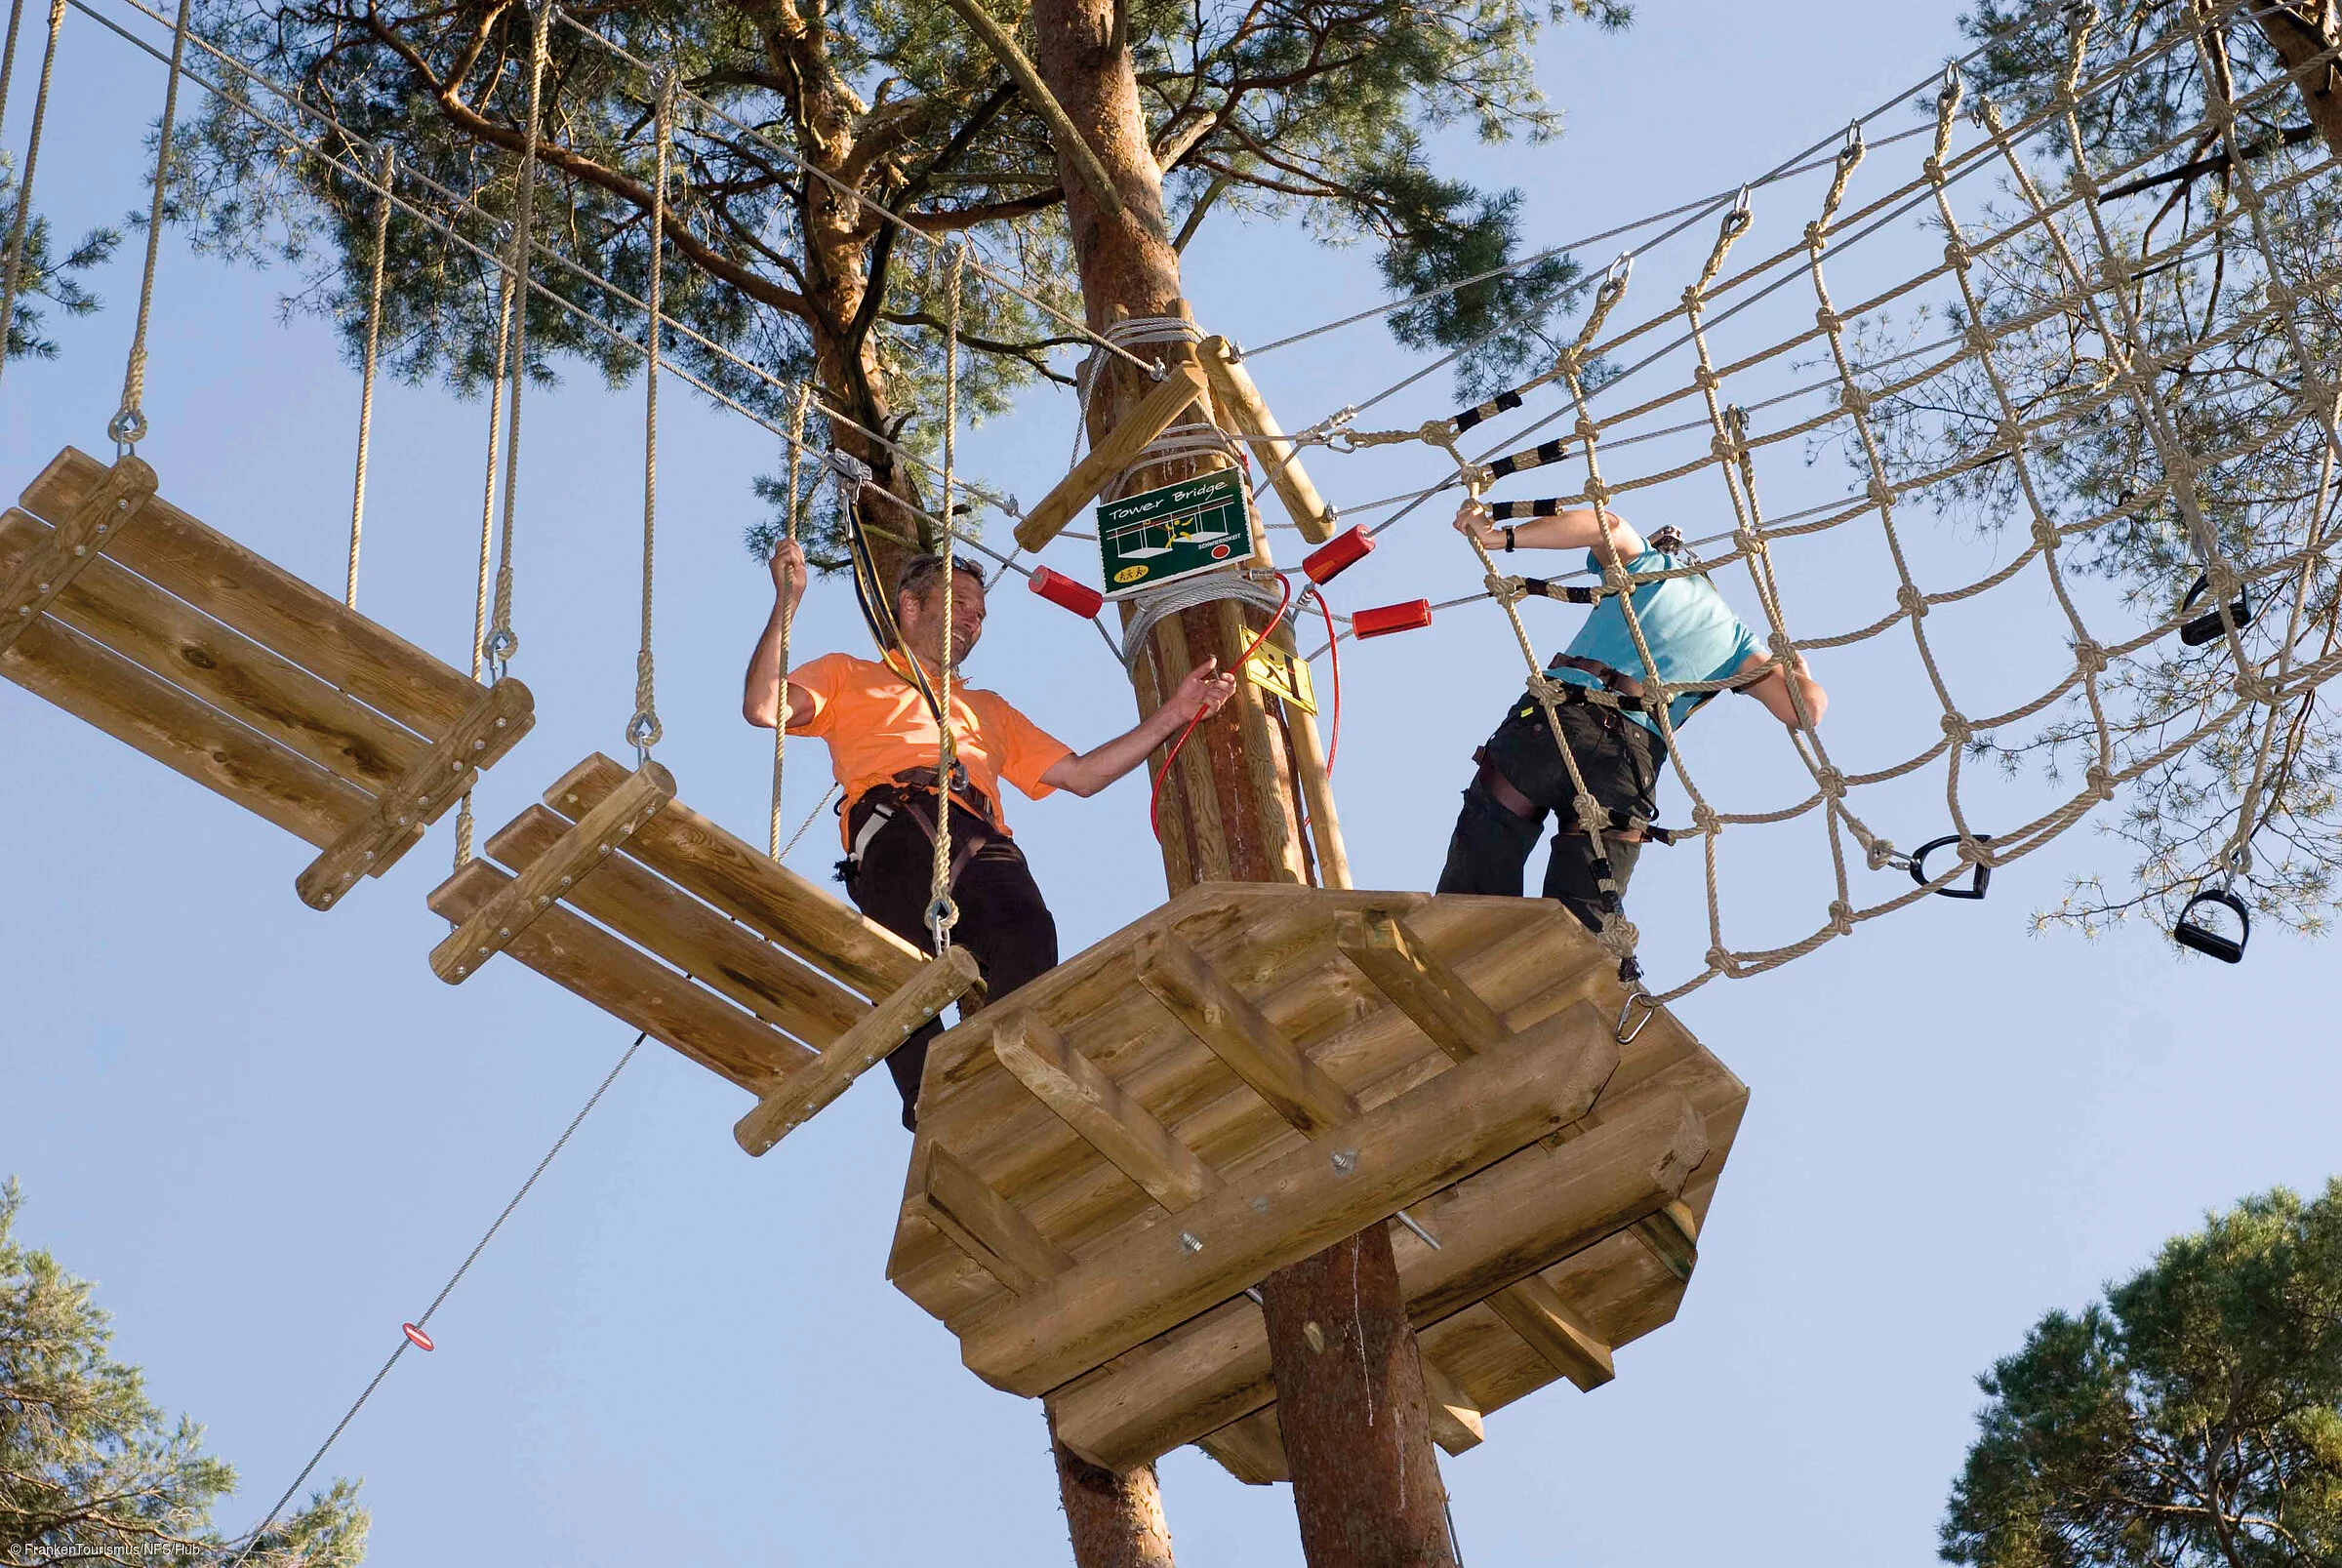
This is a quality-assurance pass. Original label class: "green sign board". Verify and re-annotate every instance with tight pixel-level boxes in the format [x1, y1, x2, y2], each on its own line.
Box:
[1096, 466, 1256, 600]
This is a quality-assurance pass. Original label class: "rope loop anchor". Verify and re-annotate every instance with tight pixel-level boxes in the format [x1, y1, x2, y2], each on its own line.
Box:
[626, 709, 662, 756]
[107, 407, 148, 452]
[926, 895, 960, 945]
[1908, 831, 1995, 900]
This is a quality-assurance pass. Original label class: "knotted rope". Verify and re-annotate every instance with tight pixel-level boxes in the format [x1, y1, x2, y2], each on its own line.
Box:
[484, 0, 552, 674]
[343, 143, 394, 609]
[626, 69, 672, 759]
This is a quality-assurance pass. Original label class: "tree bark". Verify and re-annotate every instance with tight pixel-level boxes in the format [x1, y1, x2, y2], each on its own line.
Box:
[1029, 2, 1453, 1565]
[2248, 3, 2342, 164]
[1256, 1234, 1459, 1568]
[1050, 1413, 1180, 1568]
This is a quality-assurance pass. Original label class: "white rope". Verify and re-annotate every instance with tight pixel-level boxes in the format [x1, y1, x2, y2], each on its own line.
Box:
[770, 382, 811, 860]
[626, 70, 672, 758]
[928, 241, 967, 949]
[343, 143, 394, 609]
[0, 0, 64, 394]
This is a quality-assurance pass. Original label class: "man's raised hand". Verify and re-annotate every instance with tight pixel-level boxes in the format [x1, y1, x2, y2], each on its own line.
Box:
[1169, 657, 1239, 724]
[770, 539, 809, 612]
[1452, 498, 1496, 548]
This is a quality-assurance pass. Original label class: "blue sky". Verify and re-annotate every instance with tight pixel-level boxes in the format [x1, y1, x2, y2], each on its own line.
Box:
[6, 2, 2336, 1564]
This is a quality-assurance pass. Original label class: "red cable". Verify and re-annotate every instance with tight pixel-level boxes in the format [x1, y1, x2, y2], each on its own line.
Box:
[1151, 571, 1293, 842]
[1313, 587, 1342, 776]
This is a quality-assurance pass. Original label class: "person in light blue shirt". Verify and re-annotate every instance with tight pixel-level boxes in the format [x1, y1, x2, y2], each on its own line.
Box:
[1436, 499, 1828, 957]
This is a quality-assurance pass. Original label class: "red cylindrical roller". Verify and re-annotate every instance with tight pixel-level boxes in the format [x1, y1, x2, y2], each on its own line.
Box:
[1028, 565, 1104, 619]
[1303, 524, 1374, 584]
[1352, 599, 1433, 639]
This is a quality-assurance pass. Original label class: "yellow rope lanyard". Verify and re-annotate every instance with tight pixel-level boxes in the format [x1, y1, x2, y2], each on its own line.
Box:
[453, 265, 518, 867]
[926, 240, 968, 950]
[626, 68, 672, 761]
[344, 143, 394, 608]
[770, 382, 814, 857]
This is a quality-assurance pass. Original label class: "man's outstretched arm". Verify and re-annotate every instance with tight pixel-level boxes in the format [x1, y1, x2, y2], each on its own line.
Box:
[1451, 499, 1645, 561]
[1039, 660, 1240, 798]
[744, 540, 817, 730]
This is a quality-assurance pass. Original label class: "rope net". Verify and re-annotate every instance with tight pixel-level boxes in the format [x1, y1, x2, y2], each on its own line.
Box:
[36, 0, 2342, 1001]
[1288, 0, 2342, 1001]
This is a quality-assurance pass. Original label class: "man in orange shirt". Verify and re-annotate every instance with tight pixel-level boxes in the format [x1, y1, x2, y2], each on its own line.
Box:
[746, 543, 1236, 1129]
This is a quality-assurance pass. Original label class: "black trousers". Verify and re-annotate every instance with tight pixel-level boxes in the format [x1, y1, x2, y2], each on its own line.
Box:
[842, 793, 1059, 1130]
[1435, 694, 1667, 935]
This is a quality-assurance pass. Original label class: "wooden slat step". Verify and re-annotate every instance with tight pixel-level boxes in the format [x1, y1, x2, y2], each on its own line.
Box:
[734, 947, 983, 1155]
[22, 447, 479, 734]
[298, 679, 534, 909]
[485, 803, 866, 1049]
[427, 858, 812, 1093]
[2, 612, 369, 849]
[0, 454, 158, 659]
[0, 507, 424, 791]
[547, 752, 924, 1000]
[433, 762, 673, 983]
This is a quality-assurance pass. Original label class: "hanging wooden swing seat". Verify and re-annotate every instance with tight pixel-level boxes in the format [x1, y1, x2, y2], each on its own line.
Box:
[884, 882, 1745, 1483]
[0, 447, 535, 907]
[429, 751, 982, 1142]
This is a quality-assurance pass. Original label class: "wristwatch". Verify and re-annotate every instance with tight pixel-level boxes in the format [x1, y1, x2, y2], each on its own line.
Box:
[1503, 525, 1516, 553]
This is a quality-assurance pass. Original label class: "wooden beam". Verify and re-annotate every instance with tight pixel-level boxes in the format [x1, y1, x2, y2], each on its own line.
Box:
[0, 453, 156, 659]
[483, 803, 866, 1047]
[735, 947, 982, 1155]
[1198, 338, 1335, 543]
[1283, 692, 1351, 890]
[959, 1003, 1619, 1397]
[432, 763, 674, 983]
[1417, 1351, 1486, 1455]
[1013, 358, 1212, 551]
[934, 0, 1125, 222]
[992, 1010, 1218, 1211]
[1631, 1198, 1700, 1283]
[545, 753, 925, 1000]
[22, 447, 480, 734]
[1, 613, 367, 848]
[0, 507, 424, 792]
[297, 678, 535, 909]
[426, 859, 811, 1093]
[1134, 927, 1356, 1135]
[1486, 1274, 1613, 1391]
[1197, 1409, 1287, 1485]
[1334, 910, 1510, 1062]
[1403, 1097, 1710, 1328]
[921, 1142, 1074, 1294]
[1045, 1092, 1706, 1470]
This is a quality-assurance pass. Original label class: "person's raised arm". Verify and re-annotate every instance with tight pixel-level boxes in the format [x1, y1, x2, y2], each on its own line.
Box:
[1732, 645, 1829, 728]
[1452, 499, 1644, 562]
[744, 539, 818, 730]
[1038, 659, 1240, 798]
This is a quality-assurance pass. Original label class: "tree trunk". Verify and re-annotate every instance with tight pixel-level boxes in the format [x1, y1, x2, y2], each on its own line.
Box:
[1050, 1412, 1179, 1568]
[1029, 3, 1455, 1565]
[2248, 3, 2342, 163]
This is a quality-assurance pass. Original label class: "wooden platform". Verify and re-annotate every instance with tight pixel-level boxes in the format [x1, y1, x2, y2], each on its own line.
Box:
[430, 752, 979, 1144]
[0, 446, 534, 907]
[884, 883, 1746, 1482]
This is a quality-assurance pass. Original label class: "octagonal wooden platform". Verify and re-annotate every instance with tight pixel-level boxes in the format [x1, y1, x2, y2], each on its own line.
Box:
[884, 882, 1747, 1482]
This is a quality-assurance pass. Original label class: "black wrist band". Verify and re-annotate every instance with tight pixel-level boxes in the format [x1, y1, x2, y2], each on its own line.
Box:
[1503, 525, 1516, 553]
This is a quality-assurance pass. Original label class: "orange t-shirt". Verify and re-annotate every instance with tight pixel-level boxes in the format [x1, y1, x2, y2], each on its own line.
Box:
[787, 650, 1074, 845]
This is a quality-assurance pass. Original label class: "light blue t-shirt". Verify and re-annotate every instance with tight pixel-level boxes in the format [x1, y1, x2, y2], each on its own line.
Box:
[1551, 549, 1763, 735]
